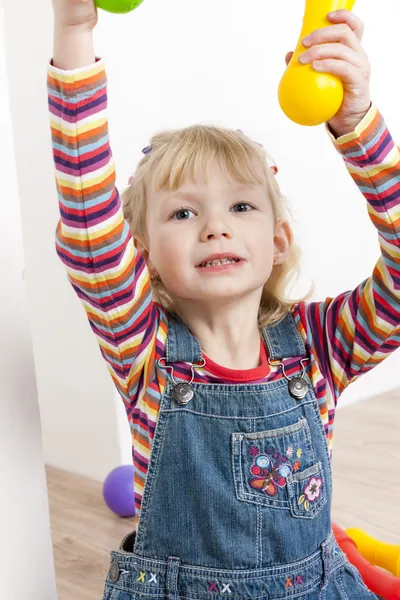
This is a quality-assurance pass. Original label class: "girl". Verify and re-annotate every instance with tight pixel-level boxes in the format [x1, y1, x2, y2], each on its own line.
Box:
[50, 0, 399, 598]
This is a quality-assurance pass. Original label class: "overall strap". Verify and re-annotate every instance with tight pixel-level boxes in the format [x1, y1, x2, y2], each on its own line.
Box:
[262, 312, 307, 360]
[165, 313, 203, 364]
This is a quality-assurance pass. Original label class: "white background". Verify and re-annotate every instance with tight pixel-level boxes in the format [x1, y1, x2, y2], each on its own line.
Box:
[1, 1, 399, 597]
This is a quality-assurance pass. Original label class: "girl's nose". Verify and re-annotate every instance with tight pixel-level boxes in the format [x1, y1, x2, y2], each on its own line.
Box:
[200, 219, 233, 242]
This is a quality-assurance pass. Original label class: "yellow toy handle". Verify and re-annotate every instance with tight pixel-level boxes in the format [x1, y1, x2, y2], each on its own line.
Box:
[346, 528, 400, 577]
[278, 0, 356, 126]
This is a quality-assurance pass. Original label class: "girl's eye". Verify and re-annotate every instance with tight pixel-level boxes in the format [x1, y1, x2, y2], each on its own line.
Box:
[171, 208, 196, 221]
[232, 202, 254, 213]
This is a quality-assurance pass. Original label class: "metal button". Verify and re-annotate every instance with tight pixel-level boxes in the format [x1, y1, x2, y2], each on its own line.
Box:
[109, 561, 120, 583]
[288, 377, 309, 400]
[173, 383, 194, 405]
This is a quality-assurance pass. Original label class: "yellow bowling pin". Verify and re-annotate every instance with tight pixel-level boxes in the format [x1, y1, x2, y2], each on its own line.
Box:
[278, 0, 356, 126]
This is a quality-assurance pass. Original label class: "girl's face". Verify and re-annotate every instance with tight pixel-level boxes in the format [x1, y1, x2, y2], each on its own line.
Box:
[144, 161, 291, 307]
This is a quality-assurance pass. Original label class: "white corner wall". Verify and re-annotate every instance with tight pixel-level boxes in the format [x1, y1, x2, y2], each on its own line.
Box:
[0, 2, 57, 598]
[2, 0, 399, 487]
[1, 0, 125, 482]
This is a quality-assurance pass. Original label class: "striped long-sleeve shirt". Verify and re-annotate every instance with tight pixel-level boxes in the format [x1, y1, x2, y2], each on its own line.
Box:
[48, 59, 400, 523]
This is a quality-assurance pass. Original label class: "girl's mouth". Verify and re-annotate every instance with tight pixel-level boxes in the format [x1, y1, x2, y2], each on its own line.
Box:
[197, 257, 241, 268]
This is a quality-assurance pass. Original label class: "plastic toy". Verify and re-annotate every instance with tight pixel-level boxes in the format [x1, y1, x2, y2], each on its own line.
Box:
[102, 465, 135, 517]
[346, 528, 400, 577]
[95, 0, 144, 14]
[278, 0, 356, 126]
[333, 523, 400, 600]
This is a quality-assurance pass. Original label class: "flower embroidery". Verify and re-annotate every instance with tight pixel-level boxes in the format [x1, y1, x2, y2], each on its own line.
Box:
[293, 461, 301, 472]
[249, 446, 259, 456]
[249, 449, 292, 497]
[304, 476, 323, 501]
[286, 446, 294, 458]
[296, 448, 303, 459]
[298, 476, 323, 511]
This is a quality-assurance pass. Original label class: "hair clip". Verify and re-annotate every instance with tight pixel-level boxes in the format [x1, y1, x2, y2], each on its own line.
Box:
[267, 157, 278, 175]
[142, 145, 152, 155]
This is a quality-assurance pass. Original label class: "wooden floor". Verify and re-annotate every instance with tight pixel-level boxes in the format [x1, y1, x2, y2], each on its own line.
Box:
[47, 389, 400, 600]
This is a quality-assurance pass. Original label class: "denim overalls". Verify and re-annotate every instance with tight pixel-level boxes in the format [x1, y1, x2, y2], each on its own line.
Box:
[102, 313, 377, 600]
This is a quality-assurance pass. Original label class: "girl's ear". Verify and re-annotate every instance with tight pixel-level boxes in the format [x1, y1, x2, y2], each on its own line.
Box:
[134, 238, 159, 279]
[273, 219, 292, 265]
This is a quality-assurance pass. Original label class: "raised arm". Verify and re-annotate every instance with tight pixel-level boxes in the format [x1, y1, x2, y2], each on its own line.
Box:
[49, 0, 166, 408]
[298, 106, 400, 401]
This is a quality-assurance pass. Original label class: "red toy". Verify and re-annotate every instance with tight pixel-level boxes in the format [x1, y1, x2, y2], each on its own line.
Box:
[333, 523, 400, 600]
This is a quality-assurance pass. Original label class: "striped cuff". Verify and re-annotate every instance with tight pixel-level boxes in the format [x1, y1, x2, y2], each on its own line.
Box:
[327, 104, 387, 161]
[47, 58, 106, 98]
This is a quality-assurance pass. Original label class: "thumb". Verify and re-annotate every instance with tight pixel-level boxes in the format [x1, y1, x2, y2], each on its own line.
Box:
[285, 51, 294, 66]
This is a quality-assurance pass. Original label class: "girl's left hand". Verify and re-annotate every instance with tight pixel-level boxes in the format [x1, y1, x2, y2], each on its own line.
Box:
[285, 10, 371, 137]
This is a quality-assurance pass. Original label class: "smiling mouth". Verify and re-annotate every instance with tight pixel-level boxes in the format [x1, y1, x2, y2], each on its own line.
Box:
[197, 257, 242, 268]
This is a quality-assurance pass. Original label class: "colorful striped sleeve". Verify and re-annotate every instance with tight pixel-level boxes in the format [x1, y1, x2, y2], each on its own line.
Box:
[48, 60, 166, 408]
[298, 105, 400, 401]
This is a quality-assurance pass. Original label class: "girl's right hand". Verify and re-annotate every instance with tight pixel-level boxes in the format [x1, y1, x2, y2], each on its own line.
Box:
[52, 0, 98, 31]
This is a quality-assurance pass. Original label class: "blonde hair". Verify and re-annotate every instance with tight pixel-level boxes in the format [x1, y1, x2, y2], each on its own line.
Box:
[122, 125, 313, 328]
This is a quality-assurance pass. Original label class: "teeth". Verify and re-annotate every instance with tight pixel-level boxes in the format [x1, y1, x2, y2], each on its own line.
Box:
[201, 258, 239, 267]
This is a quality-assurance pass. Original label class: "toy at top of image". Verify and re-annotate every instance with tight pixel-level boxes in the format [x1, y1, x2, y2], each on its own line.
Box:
[278, 0, 357, 126]
[94, 0, 355, 126]
[95, 0, 144, 14]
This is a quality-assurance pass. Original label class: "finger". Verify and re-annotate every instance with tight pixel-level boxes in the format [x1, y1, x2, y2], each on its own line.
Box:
[299, 43, 365, 69]
[303, 23, 363, 54]
[285, 51, 294, 66]
[327, 9, 364, 42]
[312, 58, 368, 86]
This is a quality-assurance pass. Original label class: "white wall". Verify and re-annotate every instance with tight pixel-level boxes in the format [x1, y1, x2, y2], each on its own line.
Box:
[0, 2, 57, 598]
[2, 0, 123, 482]
[3, 0, 399, 483]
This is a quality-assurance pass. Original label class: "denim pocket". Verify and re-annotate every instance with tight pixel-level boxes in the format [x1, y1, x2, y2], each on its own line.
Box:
[287, 461, 327, 519]
[232, 417, 318, 510]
